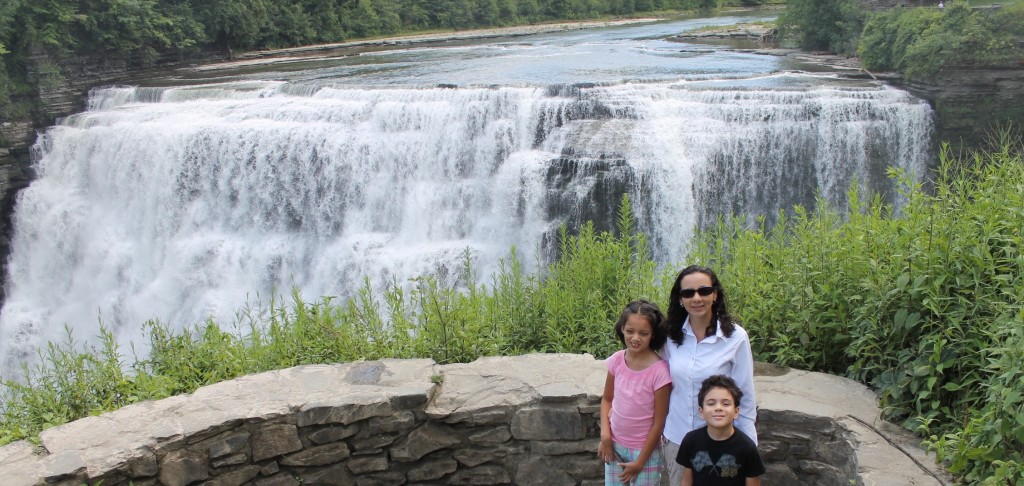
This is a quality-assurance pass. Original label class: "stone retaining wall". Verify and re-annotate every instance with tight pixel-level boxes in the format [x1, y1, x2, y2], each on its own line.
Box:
[0, 354, 947, 486]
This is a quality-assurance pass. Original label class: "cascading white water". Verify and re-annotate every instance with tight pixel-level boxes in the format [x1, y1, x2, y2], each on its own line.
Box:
[0, 79, 933, 371]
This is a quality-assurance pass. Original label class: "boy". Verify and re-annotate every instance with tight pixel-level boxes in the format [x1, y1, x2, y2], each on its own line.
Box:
[675, 375, 764, 486]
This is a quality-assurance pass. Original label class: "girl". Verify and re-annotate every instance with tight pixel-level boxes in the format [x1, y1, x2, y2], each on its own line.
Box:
[599, 300, 672, 485]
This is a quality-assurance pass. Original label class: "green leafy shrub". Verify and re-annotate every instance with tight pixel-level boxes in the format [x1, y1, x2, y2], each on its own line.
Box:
[859, 1, 1024, 79]
[859, 7, 942, 73]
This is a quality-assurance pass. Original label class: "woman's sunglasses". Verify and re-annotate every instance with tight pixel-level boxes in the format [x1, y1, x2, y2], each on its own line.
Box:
[679, 286, 715, 298]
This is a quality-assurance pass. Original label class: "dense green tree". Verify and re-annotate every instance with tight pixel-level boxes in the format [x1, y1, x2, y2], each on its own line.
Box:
[260, 1, 315, 48]
[474, 0, 501, 26]
[442, 0, 476, 28]
[344, 0, 383, 37]
[374, 0, 403, 35]
[300, 0, 346, 42]
[0, 61, 11, 117]
[779, 0, 864, 53]
[576, 0, 598, 18]
[859, 7, 941, 71]
[0, 0, 19, 54]
[544, 0, 572, 19]
[907, 1, 1024, 75]
[14, 0, 80, 50]
[605, 0, 627, 15]
[497, 0, 519, 25]
[397, 0, 432, 29]
[516, 0, 542, 21]
[76, 0, 204, 54]
[193, 0, 271, 54]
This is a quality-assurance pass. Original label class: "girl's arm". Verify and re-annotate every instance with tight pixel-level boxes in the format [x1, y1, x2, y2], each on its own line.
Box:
[617, 383, 671, 483]
[598, 372, 615, 464]
[745, 477, 761, 486]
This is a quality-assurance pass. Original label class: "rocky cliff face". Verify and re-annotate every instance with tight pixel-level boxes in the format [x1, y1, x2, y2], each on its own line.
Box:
[899, 68, 1024, 153]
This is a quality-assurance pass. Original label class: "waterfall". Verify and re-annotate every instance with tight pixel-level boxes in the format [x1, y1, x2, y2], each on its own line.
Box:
[0, 79, 933, 370]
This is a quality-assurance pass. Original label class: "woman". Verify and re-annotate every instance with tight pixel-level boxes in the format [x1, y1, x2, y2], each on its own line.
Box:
[660, 265, 757, 485]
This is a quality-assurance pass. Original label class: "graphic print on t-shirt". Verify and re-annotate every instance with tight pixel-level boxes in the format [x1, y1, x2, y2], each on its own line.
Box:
[690, 451, 741, 478]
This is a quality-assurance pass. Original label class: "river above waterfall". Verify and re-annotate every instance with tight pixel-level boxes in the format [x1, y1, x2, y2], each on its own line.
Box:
[0, 12, 934, 372]
[153, 13, 862, 88]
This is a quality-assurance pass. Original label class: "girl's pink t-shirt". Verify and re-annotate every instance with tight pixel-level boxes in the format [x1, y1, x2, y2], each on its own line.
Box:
[606, 349, 672, 449]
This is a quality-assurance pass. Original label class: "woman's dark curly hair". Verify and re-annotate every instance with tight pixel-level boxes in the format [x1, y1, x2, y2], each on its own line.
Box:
[615, 299, 668, 352]
[666, 265, 734, 346]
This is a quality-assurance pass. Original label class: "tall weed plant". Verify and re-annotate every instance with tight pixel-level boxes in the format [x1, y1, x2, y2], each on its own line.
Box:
[689, 133, 1024, 483]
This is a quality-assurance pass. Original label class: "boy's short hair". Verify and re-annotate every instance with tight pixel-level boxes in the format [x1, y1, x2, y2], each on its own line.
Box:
[697, 375, 743, 408]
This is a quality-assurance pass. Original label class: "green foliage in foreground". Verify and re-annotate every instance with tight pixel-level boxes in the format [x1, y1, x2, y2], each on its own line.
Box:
[0, 195, 660, 446]
[858, 0, 1024, 80]
[3, 140, 1024, 483]
[688, 133, 1024, 484]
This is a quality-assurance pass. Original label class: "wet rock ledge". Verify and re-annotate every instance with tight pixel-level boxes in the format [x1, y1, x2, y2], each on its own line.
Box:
[0, 353, 950, 486]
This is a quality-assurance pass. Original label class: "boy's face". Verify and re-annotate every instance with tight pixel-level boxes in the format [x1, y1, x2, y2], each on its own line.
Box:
[698, 386, 739, 430]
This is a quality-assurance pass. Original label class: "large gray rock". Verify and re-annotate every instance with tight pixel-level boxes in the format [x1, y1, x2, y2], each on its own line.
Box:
[756, 366, 949, 485]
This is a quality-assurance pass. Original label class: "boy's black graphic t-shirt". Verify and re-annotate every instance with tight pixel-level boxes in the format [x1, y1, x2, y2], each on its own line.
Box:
[676, 426, 765, 486]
